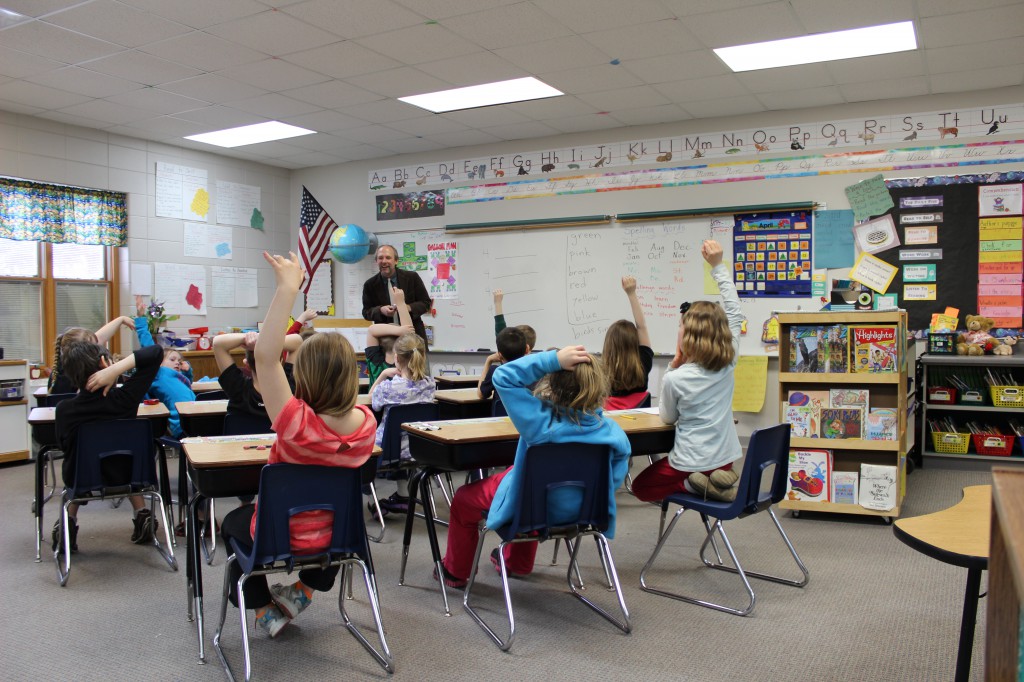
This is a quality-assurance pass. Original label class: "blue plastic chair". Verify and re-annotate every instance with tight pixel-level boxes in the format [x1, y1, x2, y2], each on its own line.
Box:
[212, 464, 393, 679]
[491, 396, 507, 417]
[222, 412, 273, 436]
[37, 392, 78, 506]
[54, 418, 178, 586]
[638, 423, 809, 616]
[196, 389, 228, 401]
[463, 443, 631, 651]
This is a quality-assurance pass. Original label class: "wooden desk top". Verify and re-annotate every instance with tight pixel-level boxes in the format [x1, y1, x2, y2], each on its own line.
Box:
[176, 399, 229, 416]
[991, 469, 1024, 604]
[28, 401, 170, 424]
[434, 374, 481, 388]
[183, 436, 380, 468]
[435, 387, 487, 404]
[893, 485, 991, 568]
[357, 394, 373, 406]
[192, 380, 222, 393]
[402, 410, 671, 445]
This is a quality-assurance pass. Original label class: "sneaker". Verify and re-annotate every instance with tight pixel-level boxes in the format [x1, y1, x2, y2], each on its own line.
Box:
[490, 548, 529, 579]
[255, 604, 290, 639]
[378, 493, 410, 514]
[131, 508, 157, 544]
[687, 472, 738, 502]
[51, 518, 79, 553]
[709, 468, 739, 489]
[432, 563, 468, 589]
[270, 582, 312, 620]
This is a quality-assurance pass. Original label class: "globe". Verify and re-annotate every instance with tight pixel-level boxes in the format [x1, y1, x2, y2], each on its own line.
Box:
[328, 224, 377, 264]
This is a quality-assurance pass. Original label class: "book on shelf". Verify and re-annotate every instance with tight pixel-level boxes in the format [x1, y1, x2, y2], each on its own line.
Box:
[850, 325, 898, 373]
[865, 408, 899, 441]
[820, 324, 849, 373]
[820, 407, 864, 439]
[859, 463, 898, 511]
[787, 449, 831, 502]
[831, 470, 859, 505]
[789, 326, 823, 372]
[783, 403, 817, 438]
[830, 388, 869, 411]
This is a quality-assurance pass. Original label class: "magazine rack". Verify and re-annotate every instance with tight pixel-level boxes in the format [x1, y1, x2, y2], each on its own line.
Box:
[776, 310, 908, 521]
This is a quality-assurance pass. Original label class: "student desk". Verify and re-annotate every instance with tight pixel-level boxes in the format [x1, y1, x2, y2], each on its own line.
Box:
[359, 377, 370, 394]
[399, 410, 674, 613]
[435, 387, 492, 419]
[27, 403, 170, 562]
[33, 386, 47, 400]
[191, 380, 222, 394]
[893, 485, 990, 682]
[433, 374, 482, 390]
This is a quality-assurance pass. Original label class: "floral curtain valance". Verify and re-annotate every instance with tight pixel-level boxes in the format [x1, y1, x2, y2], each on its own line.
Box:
[0, 178, 127, 247]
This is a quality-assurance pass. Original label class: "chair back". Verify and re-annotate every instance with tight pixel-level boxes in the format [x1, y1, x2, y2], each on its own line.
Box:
[496, 443, 611, 542]
[380, 402, 438, 466]
[243, 464, 368, 573]
[491, 396, 507, 417]
[39, 392, 76, 408]
[734, 423, 791, 516]
[196, 390, 228, 401]
[223, 411, 273, 436]
[637, 393, 652, 409]
[71, 418, 157, 496]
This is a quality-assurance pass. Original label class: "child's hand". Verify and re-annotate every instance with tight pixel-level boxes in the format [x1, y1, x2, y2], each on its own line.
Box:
[262, 251, 305, 292]
[120, 316, 136, 329]
[556, 345, 591, 371]
[134, 295, 146, 317]
[297, 309, 318, 325]
[493, 289, 503, 305]
[621, 276, 637, 294]
[243, 331, 259, 350]
[486, 351, 503, 364]
[701, 239, 723, 267]
[380, 367, 399, 380]
[85, 359, 119, 395]
[391, 286, 406, 305]
[180, 360, 191, 373]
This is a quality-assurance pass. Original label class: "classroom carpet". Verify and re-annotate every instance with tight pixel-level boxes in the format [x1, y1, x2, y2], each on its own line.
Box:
[0, 456, 991, 681]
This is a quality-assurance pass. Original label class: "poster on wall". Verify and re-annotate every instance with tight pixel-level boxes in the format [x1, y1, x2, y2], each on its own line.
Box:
[154, 262, 207, 315]
[155, 162, 208, 221]
[427, 241, 458, 299]
[979, 184, 1023, 217]
[732, 211, 812, 297]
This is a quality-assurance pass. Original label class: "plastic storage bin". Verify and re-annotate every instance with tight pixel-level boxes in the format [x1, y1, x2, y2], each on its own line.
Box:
[0, 379, 23, 400]
[972, 434, 1016, 457]
[927, 386, 957, 405]
[931, 431, 970, 454]
[990, 386, 1024, 408]
[928, 332, 957, 354]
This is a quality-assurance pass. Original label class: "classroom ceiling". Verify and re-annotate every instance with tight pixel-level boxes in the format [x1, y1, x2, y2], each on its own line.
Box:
[0, 0, 1021, 170]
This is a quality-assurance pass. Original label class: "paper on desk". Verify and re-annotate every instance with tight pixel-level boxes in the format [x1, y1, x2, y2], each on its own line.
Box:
[180, 433, 276, 443]
[732, 355, 767, 413]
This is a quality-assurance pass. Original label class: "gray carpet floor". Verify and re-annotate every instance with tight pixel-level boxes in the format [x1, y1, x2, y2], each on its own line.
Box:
[0, 457, 994, 681]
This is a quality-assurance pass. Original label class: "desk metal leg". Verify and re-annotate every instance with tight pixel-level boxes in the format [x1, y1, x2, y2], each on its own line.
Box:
[34, 448, 46, 562]
[187, 492, 207, 663]
[418, 469, 452, 616]
[955, 566, 983, 682]
[156, 444, 174, 547]
[399, 467, 428, 586]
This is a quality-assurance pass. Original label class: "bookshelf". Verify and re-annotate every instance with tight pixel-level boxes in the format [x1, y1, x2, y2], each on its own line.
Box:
[777, 311, 908, 521]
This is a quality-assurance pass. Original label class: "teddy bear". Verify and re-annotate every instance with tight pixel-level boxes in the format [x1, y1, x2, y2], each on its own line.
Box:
[957, 314, 1017, 356]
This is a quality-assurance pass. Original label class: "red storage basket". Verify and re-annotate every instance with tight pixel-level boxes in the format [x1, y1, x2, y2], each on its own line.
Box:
[971, 433, 1015, 457]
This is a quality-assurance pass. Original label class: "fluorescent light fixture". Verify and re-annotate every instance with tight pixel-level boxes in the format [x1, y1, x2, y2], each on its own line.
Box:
[714, 21, 917, 72]
[185, 121, 315, 148]
[399, 76, 563, 113]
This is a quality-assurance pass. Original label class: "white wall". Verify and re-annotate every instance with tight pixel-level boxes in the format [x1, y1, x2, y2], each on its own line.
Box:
[0, 109, 293, 355]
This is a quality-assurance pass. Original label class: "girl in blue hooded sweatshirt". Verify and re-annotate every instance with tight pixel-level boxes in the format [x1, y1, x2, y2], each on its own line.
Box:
[438, 345, 630, 587]
[134, 298, 195, 437]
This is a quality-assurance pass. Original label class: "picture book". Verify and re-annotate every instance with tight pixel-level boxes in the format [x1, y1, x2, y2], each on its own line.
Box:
[783, 403, 816, 438]
[859, 463, 898, 511]
[830, 388, 869, 411]
[831, 470, 859, 505]
[787, 449, 831, 502]
[789, 326, 823, 372]
[819, 324, 849, 373]
[786, 390, 828, 434]
[850, 325, 899, 373]
[819, 407, 863, 439]
[865, 408, 899, 440]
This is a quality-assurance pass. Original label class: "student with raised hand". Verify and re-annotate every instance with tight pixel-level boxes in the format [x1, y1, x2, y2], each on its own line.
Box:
[491, 288, 538, 352]
[133, 297, 194, 438]
[212, 330, 301, 420]
[631, 240, 743, 503]
[219, 251, 376, 639]
[602, 275, 654, 410]
[437, 345, 630, 588]
[365, 287, 415, 386]
[48, 315, 137, 394]
[477, 326, 530, 399]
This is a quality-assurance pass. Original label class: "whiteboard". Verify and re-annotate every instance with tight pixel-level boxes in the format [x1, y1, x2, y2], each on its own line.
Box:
[340, 221, 817, 355]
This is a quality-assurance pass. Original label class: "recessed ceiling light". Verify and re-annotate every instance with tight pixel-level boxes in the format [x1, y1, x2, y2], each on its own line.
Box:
[714, 21, 918, 72]
[184, 121, 315, 148]
[398, 77, 563, 113]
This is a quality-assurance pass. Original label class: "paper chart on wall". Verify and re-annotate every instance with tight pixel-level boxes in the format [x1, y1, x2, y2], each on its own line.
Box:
[210, 266, 257, 308]
[130, 263, 153, 296]
[979, 184, 1023, 217]
[154, 262, 207, 315]
[183, 222, 233, 259]
[155, 162, 208, 221]
[216, 180, 262, 228]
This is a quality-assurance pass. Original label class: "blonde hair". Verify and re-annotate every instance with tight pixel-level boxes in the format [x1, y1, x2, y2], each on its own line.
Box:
[292, 332, 358, 416]
[602, 319, 644, 393]
[394, 334, 428, 381]
[532, 355, 609, 424]
[680, 301, 734, 371]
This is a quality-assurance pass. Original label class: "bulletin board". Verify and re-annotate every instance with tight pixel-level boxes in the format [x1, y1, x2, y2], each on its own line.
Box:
[877, 172, 1024, 331]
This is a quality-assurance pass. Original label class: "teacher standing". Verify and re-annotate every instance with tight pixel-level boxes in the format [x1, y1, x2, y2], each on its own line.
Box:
[362, 244, 433, 343]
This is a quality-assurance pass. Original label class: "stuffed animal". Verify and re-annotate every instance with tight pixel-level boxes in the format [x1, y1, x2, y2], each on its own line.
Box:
[957, 315, 1017, 356]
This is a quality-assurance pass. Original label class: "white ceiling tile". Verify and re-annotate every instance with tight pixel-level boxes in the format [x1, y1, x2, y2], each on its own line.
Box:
[117, 0, 267, 29]
[0, 46, 65, 79]
[540, 63, 644, 95]
[495, 36, 613, 74]
[736, 64, 835, 93]
[917, 0, 1022, 18]
[533, 0, 674, 33]
[926, 37, 1024, 74]
[138, 31, 266, 71]
[655, 74, 751, 103]
[355, 24, 481, 65]
[756, 86, 845, 110]
[83, 51, 203, 86]
[789, 0, 915, 33]
[105, 88, 210, 114]
[920, 5, 1024, 49]
[443, 3, 573, 50]
[56, 99, 155, 125]
[681, 2, 804, 48]
[275, 150, 349, 166]
[622, 51, 730, 84]
[930, 64, 1024, 93]
[0, 0, 92, 17]
[608, 104, 691, 127]
[581, 20, 705, 61]
[174, 105, 268, 128]
[158, 74, 268, 103]
[281, 81, 382, 108]
[392, 0, 509, 20]
[443, 106, 531, 128]
[328, 143, 393, 160]
[227, 93, 322, 118]
[230, 139, 316, 157]
[336, 124, 408, 143]
[373, 136, 445, 154]
[681, 95, 766, 119]
[345, 66, 455, 98]
[387, 115, 472, 138]
[339, 99, 425, 123]
[839, 77, 931, 103]
[479, 120, 561, 141]
[118, 115, 212, 137]
[417, 52, 524, 87]
[27, 66, 143, 98]
[577, 85, 672, 111]
[205, 10, 341, 56]
[506, 95, 599, 120]
[0, 21, 124, 64]
[544, 113, 629, 134]
[279, 132, 365, 151]
[216, 59, 330, 91]
[281, 41, 401, 80]
[426, 128, 503, 148]
[42, 0, 191, 48]
[0, 80, 94, 109]
[661, 0, 789, 16]
[35, 109, 113, 130]
[0, 100, 48, 116]
[826, 52, 927, 84]
[280, 109, 371, 132]
[282, 0, 425, 39]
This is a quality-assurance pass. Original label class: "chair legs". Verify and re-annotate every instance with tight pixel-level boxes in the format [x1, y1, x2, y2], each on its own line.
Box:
[201, 498, 217, 565]
[366, 481, 386, 543]
[639, 505, 809, 616]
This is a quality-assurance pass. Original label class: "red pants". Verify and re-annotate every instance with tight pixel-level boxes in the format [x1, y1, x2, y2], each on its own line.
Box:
[442, 468, 538, 581]
[631, 457, 734, 503]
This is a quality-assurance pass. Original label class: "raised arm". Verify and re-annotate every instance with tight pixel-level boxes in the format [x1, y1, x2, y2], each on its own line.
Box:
[703, 240, 742, 340]
[256, 252, 305, 422]
[493, 288, 506, 336]
[621, 276, 651, 348]
[492, 347, 589, 443]
[94, 316, 136, 345]
[212, 333, 248, 372]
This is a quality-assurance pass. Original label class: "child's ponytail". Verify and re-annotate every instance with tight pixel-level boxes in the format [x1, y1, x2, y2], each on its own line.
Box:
[394, 334, 428, 381]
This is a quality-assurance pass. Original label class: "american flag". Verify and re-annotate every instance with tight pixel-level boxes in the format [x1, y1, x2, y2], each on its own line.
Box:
[298, 187, 337, 293]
